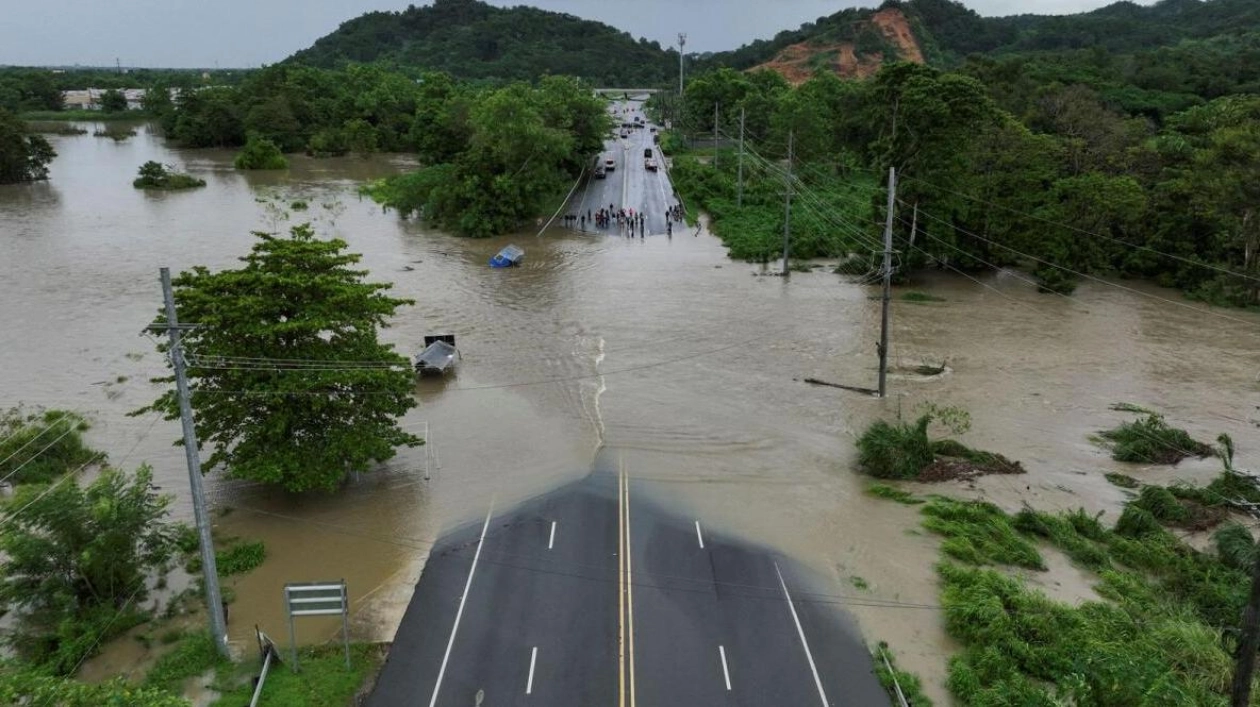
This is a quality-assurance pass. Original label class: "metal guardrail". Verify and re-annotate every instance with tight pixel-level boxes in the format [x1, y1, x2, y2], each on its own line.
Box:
[878, 644, 911, 707]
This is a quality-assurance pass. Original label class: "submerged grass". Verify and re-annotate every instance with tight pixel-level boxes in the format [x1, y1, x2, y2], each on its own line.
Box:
[906, 473, 1252, 704]
[865, 482, 924, 505]
[922, 499, 1044, 569]
[1098, 413, 1213, 464]
[900, 291, 947, 303]
[1104, 471, 1140, 488]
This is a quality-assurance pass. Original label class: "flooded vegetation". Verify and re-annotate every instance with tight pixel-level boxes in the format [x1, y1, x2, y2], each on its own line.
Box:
[1, 120, 1257, 704]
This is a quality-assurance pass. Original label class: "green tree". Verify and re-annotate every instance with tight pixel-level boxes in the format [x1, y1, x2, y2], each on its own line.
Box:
[98, 88, 127, 113]
[233, 135, 288, 170]
[0, 408, 95, 486]
[141, 225, 421, 492]
[0, 108, 56, 183]
[0, 466, 175, 673]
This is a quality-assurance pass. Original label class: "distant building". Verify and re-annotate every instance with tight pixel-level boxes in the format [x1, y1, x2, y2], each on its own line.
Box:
[60, 87, 152, 111]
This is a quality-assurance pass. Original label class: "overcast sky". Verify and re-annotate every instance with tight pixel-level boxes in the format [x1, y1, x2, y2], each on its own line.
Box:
[2, 0, 1156, 68]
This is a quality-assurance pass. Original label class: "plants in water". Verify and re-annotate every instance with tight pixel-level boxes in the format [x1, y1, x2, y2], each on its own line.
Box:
[133, 161, 205, 190]
[234, 135, 288, 170]
[1097, 413, 1213, 464]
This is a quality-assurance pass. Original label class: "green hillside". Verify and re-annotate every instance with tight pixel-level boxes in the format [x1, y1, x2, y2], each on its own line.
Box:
[705, 0, 1260, 72]
[287, 0, 675, 85]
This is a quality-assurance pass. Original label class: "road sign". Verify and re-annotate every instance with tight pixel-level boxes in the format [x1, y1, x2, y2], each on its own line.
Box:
[283, 580, 350, 670]
[665, 120, 672, 130]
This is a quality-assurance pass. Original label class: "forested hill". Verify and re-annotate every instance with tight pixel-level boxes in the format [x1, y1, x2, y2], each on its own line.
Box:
[286, 0, 675, 85]
[707, 0, 1260, 72]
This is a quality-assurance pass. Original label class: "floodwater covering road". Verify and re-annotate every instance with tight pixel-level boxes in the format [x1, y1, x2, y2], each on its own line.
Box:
[563, 100, 678, 237]
[2, 111, 1258, 703]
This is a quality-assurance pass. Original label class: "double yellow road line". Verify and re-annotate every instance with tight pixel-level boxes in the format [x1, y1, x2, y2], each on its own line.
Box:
[618, 456, 637, 707]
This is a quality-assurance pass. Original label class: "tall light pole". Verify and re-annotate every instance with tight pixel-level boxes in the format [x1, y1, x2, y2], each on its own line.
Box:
[677, 33, 687, 130]
[677, 33, 687, 97]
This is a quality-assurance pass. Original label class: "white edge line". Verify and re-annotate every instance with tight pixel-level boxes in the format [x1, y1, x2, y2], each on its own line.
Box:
[695, 520, 705, 549]
[719, 645, 732, 691]
[427, 504, 494, 707]
[526, 646, 538, 694]
[775, 562, 830, 707]
[548, 520, 557, 550]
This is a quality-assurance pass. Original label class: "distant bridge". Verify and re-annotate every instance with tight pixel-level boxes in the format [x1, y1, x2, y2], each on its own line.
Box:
[593, 88, 662, 97]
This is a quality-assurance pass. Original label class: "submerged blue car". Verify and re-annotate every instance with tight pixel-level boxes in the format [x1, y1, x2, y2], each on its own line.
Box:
[490, 244, 525, 268]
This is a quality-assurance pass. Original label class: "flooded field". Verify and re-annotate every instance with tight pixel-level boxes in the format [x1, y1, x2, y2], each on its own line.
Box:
[3, 123, 1257, 703]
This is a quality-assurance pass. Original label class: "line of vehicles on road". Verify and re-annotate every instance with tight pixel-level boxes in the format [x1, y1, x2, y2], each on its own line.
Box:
[594, 114, 658, 179]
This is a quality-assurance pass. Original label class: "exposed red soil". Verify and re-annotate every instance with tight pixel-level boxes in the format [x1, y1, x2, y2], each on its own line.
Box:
[751, 8, 925, 85]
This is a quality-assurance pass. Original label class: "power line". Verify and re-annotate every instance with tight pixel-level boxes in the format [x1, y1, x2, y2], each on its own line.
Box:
[0, 409, 83, 470]
[907, 201, 1260, 334]
[901, 174, 1260, 285]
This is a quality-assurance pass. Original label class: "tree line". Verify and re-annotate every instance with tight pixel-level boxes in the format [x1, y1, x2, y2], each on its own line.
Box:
[664, 59, 1260, 306]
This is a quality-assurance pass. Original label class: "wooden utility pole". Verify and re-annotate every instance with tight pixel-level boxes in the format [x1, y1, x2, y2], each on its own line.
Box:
[157, 268, 229, 656]
[1231, 550, 1260, 706]
[737, 107, 746, 208]
[781, 130, 794, 277]
[878, 167, 897, 398]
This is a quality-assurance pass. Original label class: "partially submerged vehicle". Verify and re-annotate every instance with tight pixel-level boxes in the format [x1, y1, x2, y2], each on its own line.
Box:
[415, 334, 460, 377]
[489, 244, 525, 268]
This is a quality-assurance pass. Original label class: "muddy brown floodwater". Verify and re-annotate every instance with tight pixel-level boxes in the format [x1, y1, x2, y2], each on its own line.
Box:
[3, 123, 1258, 704]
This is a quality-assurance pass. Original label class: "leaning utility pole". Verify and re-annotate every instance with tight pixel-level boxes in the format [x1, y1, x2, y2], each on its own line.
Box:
[158, 268, 229, 656]
[781, 130, 794, 277]
[878, 167, 897, 398]
[736, 107, 746, 207]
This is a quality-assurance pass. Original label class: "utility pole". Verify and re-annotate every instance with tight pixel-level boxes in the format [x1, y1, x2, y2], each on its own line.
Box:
[677, 33, 686, 97]
[909, 202, 918, 248]
[713, 102, 720, 168]
[1231, 549, 1260, 706]
[878, 167, 897, 398]
[677, 33, 687, 131]
[737, 107, 746, 208]
[781, 130, 794, 277]
[158, 268, 229, 656]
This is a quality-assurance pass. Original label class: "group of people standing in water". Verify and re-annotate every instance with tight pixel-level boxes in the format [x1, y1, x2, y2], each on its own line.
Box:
[562, 202, 686, 238]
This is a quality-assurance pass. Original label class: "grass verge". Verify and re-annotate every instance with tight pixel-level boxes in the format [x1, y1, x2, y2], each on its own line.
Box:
[210, 643, 385, 707]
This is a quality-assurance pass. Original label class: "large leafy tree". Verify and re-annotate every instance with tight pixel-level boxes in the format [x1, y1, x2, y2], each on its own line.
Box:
[144, 224, 420, 492]
[0, 109, 56, 184]
[0, 466, 175, 674]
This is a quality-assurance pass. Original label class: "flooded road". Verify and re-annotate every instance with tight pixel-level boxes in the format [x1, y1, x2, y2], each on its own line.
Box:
[3, 123, 1258, 703]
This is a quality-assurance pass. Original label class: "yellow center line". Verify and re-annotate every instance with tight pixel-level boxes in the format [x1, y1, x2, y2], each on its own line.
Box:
[625, 460, 637, 707]
[618, 457, 626, 707]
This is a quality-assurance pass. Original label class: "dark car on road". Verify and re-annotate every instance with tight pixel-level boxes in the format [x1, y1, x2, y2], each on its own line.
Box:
[594, 163, 607, 179]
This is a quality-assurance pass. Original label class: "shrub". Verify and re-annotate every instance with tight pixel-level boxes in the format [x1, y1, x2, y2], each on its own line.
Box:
[1133, 485, 1189, 523]
[133, 161, 205, 190]
[857, 415, 934, 480]
[216, 540, 266, 576]
[234, 135, 288, 170]
[1213, 522, 1254, 572]
[0, 407, 95, 485]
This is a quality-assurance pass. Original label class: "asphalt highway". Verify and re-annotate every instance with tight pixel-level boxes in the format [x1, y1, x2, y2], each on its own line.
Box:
[566, 100, 680, 238]
[368, 464, 891, 706]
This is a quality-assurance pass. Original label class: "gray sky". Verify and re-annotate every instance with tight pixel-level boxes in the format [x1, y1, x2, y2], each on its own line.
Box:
[2, 0, 1155, 68]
